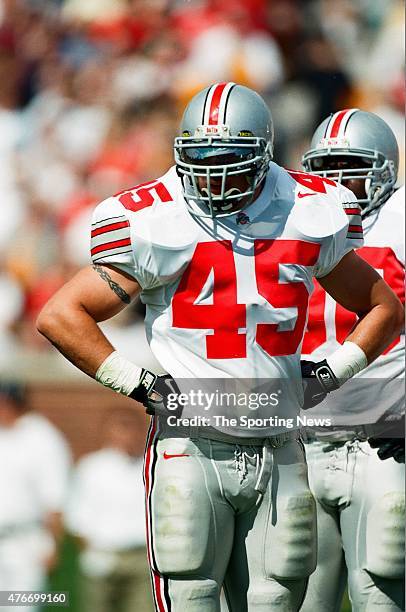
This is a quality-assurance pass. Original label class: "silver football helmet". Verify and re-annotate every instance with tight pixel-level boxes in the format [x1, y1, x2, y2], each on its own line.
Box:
[174, 82, 273, 217]
[302, 109, 399, 216]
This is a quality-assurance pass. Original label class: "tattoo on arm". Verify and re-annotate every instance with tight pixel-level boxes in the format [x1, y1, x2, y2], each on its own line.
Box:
[92, 264, 131, 304]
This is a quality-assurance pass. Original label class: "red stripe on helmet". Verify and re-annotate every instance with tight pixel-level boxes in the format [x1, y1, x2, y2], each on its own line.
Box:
[208, 82, 228, 125]
[329, 110, 351, 138]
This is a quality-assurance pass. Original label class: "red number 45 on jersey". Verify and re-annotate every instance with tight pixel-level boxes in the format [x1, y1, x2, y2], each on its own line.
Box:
[172, 240, 320, 359]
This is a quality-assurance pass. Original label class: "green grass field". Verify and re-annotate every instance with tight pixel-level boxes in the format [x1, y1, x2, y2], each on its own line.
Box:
[44, 534, 353, 612]
[44, 535, 80, 612]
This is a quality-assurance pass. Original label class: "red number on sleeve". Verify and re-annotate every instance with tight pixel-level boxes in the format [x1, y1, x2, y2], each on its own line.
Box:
[172, 241, 246, 359]
[288, 170, 336, 193]
[359, 247, 405, 304]
[304, 246, 404, 354]
[118, 180, 172, 213]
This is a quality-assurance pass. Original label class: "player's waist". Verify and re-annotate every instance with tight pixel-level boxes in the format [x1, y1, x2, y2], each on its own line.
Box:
[157, 416, 300, 447]
[302, 426, 368, 443]
[302, 420, 404, 443]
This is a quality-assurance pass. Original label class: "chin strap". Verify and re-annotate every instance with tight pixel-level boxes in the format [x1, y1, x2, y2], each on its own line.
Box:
[361, 187, 394, 218]
[201, 187, 244, 212]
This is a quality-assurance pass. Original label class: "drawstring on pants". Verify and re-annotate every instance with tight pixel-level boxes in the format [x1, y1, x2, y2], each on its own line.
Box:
[233, 440, 274, 506]
[254, 440, 273, 505]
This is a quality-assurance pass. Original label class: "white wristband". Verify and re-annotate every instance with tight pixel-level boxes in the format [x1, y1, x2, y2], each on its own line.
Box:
[95, 351, 143, 396]
[328, 341, 368, 384]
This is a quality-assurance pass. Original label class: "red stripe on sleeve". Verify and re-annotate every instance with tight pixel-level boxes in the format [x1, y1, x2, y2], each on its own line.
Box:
[343, 208, 362, 216]
[330, 110, 350, 138]
[208, 82, 228, 125]
[348, 225, 363, 233]
[91, 237, 131, 256]
[91, 220, 129, 238]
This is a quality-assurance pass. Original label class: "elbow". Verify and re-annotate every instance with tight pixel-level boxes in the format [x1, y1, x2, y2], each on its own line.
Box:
[393, 299, 405, 336]
[36, 301, 64, 342]
[383, 294, 405, 340]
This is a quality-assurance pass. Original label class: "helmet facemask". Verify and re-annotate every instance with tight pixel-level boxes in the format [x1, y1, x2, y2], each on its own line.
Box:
[175, 135, 272, 218]
[302, 148, 397, 217]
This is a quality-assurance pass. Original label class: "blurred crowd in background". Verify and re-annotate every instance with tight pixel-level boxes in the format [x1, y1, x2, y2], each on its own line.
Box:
[0, 0, 404, 371]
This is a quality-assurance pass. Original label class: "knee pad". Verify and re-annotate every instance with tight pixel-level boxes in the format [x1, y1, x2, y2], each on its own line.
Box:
[365, 491, 405, 579]
[151, 466, 214, 574]
[264, 492, 317, 580]
[169, 578, 219, 607]
[248, 578, 307, 609]
[152, 576, 219, 611]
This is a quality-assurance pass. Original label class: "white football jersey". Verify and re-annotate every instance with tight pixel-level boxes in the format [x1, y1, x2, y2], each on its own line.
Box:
[302, 186, 405, 425]
[90, 163, 360, 429]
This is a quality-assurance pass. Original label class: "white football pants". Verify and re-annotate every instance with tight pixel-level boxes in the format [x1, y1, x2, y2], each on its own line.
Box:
[143, 420, 317, 612]
[302, 439, 405, 612]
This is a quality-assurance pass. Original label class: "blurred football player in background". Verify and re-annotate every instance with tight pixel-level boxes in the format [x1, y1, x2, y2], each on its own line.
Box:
[0, 382, 72, 612]
[37, 84, 404, 611]
[301, 109, 405, 612]
[65, 408, 154, 612]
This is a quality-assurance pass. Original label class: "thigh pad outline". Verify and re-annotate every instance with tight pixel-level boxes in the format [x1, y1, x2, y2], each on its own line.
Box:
[365, 491, 405, 579]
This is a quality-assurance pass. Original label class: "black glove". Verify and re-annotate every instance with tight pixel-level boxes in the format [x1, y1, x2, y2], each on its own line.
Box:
[300, 359, 340, 409]
[128, 370, 182, 417]
[368, 437, 405, 463]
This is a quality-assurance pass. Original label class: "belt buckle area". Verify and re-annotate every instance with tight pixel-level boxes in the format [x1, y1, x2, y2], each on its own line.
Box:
[268, 431, 293, 448]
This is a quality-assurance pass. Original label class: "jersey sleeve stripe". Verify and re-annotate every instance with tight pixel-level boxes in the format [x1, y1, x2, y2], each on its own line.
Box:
[343, 207, 362, 216]
[91, 237, 131, 256]
[346, 215, 362, 226]
[342, 202, 362, 236]
[92, 248, 133, 262]
[91, 220, 130, 238]
[92, 214, 127, 228]
[91, 216, 131, 255]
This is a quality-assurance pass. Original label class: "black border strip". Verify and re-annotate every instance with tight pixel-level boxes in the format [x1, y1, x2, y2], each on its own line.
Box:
[223, 83, 235, 125]
[91, 215, 126, 227]
[202, 86, 212, 124]
[92, 249, 133, 262]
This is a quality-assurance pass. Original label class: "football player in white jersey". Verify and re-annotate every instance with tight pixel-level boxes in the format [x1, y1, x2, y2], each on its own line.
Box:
[37, 85, 403, 612]
[300, 109, 405, 612]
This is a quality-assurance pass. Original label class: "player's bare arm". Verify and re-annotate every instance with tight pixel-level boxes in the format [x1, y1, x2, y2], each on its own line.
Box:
[301, 249, 404, 408]
[36, 264, 141, 378]
[320, 249, 404, 363]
